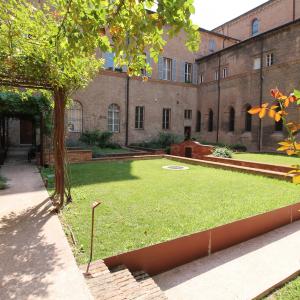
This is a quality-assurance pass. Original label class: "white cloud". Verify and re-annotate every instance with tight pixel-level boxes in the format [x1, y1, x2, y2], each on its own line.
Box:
[192, 0, 270, 30]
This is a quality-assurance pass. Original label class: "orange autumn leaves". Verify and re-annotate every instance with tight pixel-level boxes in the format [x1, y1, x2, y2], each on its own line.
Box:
[248, 88, 300, 156]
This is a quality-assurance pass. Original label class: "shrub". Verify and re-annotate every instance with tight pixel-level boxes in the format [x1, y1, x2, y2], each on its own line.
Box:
[213, 147, 233, 158]
[80, 130, 101, 145]
[156, 132, 183, 148]
[230, 144, 247, 152]
[97, 131, 113, 148]
[79, 130, 114, 147]
[0, 175, 7, 190]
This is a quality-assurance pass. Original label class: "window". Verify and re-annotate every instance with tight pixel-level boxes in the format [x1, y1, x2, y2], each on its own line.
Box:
[209, 39, 216, 52]
[228, 107, 235, 132]
[162, 108, 171, 130]
[162, 57, 172, 80]
[253, 58, 261, 70]
[214, 70, 219, 81]
[199, 73, 204, 83]
[208, 109, 213, 132]
[266, 53, 274, 67]
[223, 67, 228, 78]
[67, 100, 83, 133]
[196, 111, 201, 132]
[185, 63, 192, 83]
[108, 104, 120, 132]
[245, 104, 252, 132]
[135, 106, 144, 129]
[252, 19, 259, 36]
[184, 110, 192, 120]
[274, 107, 283, 132]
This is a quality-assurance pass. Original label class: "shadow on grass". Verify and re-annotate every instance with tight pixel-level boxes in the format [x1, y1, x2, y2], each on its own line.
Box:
[66, 160, 140, 187]
[0, 199, 63, 299]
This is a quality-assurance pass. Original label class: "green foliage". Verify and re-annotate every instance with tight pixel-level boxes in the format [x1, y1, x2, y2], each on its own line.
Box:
[0, 175, 7, 190]
[0, 0, 200, 94]
[132, 132, 184, 149]
[42, 159, 300, 263]
[79, 130, 114, 147]
[265, 276, 300, 299]
[201, 141, 247, 152]
[213, 147, 233, 158]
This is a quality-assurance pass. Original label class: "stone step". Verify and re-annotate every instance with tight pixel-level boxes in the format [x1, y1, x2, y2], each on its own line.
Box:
[82, 260, 167, 300]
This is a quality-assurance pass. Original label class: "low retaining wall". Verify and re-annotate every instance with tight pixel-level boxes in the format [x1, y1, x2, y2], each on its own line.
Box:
[203, 155, 293, 173]
[170, 140, 213, 159]
[42, 149, 93, 164]
[104, 202, 300, 276]
[128, 146, 165, 155]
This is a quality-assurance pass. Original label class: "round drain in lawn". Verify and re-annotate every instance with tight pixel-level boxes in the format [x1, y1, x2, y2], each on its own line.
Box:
[162, 165, 189, 171]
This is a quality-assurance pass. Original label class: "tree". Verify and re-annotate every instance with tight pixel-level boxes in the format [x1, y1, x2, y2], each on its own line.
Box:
[249, 88, 300, 182]
[0, 0, 200, 209]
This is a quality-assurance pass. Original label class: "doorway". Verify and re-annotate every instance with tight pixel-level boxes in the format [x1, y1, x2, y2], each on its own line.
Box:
[20, 118, 33, 145]
[185, 147, 192, 158]
[184, 126, 191, 140]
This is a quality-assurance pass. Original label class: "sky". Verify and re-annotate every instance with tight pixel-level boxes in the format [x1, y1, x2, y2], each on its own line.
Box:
[191, 0, 270, 30]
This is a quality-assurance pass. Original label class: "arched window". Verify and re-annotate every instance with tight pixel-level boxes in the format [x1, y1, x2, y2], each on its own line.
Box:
[229, 106, 235, 132]
[208, 109, 213, 132]
[274, 107, 283, 132]
[67, 100, 83, 133]
[196, 111, 201, 132]
[108, 104, 120, 132]
[245, 104, 252, 132]
[252, 19, 259, 36]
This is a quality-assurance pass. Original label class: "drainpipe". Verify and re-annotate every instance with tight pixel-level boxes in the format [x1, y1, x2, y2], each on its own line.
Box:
[293, 0, 296, 21]
[258, 37, 264, 152]
[125, 75, 130, 146]
[216, 52, 221, 143]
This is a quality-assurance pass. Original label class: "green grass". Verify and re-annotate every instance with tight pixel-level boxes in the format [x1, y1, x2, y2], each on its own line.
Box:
[265, 276, 300, 299]
[233, 153, 300, 166]
[42, 158, 299, 265]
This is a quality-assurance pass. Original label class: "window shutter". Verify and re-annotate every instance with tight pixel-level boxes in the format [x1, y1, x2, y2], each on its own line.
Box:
[172, 58, 177, 81]
[192, 63, 198, 84]
[180, 61, 185, 82]
[104, 52, 115, 69]
[146, 52, 151, 77]
[158, 56, 163, 80]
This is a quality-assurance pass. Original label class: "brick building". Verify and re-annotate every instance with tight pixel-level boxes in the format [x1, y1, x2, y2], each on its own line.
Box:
[65, 0, 300, 152]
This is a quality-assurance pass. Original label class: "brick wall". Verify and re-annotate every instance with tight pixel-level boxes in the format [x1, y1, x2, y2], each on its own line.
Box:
[170, 140, 213, 159]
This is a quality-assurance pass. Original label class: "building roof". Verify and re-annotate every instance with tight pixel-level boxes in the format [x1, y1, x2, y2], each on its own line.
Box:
[198, 28, 240, 42]
[212, 0, 276, 31]
[196, 17, 300, 63]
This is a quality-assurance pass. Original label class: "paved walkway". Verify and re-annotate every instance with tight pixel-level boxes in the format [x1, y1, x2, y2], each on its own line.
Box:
[0, 158, 92, 300]
[154, 220, 300, 300]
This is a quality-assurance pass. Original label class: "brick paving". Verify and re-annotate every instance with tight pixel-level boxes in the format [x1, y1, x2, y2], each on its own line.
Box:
[82, 260, 167, 300]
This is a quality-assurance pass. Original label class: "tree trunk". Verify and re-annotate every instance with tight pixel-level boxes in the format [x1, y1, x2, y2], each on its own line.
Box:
[53, 87, 66, 210]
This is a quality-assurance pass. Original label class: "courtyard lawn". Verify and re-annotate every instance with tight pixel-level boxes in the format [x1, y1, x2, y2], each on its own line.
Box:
[0, 175, 6, 190]
[265, 276, 300, 299]
[232, 153, 300, 166]
[42, 158, 300, 264]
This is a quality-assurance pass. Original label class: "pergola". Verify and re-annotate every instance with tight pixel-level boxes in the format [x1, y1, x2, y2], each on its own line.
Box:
[0, 75, 67, 210]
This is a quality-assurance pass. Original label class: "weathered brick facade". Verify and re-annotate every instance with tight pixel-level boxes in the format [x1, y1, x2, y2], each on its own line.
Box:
[66, 0, 300, 153]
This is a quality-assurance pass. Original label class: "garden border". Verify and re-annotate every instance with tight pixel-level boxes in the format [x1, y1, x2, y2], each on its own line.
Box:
[104, 202, 300, 276]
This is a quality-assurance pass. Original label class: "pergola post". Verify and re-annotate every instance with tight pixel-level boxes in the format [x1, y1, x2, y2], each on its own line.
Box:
[53, 87, 66, 209]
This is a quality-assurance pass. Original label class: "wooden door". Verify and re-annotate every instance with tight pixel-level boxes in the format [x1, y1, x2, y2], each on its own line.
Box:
[20, 118, 33, 145]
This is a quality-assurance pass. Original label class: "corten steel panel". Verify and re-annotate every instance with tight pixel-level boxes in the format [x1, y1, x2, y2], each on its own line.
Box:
[210, 205, 292, 254]
[104, 230, 210, 276]
[291, 203, 300, 222]
[203, 156, 293, 173]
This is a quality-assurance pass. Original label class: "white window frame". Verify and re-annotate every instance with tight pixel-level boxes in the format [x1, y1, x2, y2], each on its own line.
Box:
[108, 104, 120, 133]
[184, 63, 192, 83]
[223, 67, 228, 78]
[214, 70, 219, 81]
[135, 106, 144, 129]
[199, 73, 204, 83]
[67, 100, 83, 133]
[162, 57, 172, 80]
[162, 108, 171, 130]
[253, 57, 261, 70]
[184, 109, 192, 120]
[266, 53, 274, 67]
